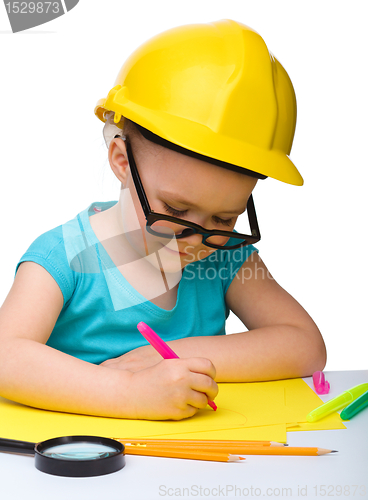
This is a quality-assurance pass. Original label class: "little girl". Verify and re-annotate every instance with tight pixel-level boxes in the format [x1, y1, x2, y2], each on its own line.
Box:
[0, 19, 326, 420]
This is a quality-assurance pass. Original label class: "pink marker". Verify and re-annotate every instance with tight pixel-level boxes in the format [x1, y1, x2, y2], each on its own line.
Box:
[137, 321, 217, 411]
[313, 371, 330, 395]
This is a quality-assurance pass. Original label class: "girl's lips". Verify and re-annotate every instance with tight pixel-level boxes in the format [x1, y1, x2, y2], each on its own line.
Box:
[162, 245, 188, 256]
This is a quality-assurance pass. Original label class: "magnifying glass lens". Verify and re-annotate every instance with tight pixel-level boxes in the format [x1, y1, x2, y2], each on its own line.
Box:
[41, 442, 119, 460]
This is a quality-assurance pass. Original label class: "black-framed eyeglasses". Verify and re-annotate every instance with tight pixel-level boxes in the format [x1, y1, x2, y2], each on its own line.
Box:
[125, 139, 261, 250]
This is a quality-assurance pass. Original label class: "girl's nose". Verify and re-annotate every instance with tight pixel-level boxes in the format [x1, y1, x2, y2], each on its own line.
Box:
[177, 231, 203, 248]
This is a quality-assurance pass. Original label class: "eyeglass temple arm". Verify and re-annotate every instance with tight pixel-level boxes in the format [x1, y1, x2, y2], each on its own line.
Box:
[125, 140, 152, 218]
[247, 195, 261, 240]
[126, 138, 260, 241]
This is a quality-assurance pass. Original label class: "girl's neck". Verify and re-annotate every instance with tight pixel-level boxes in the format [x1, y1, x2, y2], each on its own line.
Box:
[89, 200, 182, 311]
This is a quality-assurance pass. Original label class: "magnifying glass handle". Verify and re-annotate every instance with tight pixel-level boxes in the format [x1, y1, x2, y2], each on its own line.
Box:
[0, 437, 36, 455]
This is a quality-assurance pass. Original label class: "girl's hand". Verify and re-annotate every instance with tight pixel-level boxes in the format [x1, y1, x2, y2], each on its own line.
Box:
[126, 357, 218, 420]
[100, 345, 164, 372]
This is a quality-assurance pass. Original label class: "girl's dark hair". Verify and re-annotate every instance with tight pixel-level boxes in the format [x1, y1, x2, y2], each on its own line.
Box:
[103, 113, 266, 180]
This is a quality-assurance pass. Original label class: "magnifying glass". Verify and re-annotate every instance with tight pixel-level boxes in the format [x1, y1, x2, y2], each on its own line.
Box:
[0, 435, 125, 477]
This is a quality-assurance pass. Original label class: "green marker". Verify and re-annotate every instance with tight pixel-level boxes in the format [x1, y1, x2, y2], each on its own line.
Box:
[340, 389, 368, 420]
[306, 383, 368, 423]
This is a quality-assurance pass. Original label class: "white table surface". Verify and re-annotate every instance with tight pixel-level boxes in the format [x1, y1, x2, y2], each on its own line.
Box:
[1, 370, 367, 500]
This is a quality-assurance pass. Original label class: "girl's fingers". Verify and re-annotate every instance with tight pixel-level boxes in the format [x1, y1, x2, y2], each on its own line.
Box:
[189, 371, 219, 402]
[186, 390, 211, 410]
[185, 357, 217, 380]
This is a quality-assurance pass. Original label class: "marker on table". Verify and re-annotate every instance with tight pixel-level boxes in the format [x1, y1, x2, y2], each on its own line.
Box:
[313, 371, 330, 395]
[340, 389, 368, 421]
[137, 322, 217, 411]
[306, 383, 368, 422]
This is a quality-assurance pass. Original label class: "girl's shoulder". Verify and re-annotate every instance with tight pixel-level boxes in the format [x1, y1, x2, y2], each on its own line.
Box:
[17, 201, 116, 274]
[14, 202, 104, 304]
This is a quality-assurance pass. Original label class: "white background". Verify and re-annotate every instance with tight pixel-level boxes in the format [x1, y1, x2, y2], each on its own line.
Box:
[0, 0, 367, 371]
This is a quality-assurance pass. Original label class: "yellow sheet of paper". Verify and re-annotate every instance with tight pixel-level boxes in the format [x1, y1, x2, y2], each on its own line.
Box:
[209, 383, 289, 427]
[0, 378, 345, 445]
[0, 396, 246, 443]
[0, 385, 287, 443]
[150, 424, 287, 443]
[0, 383, 289, 442]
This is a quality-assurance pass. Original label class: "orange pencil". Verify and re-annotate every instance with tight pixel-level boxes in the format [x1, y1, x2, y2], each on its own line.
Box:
[123, 443, 335, 456]
[113, 438, 285, 447]
[125, 446, 245, 462]
[124, 443, 280, 454]
[226, 447, 336, 456]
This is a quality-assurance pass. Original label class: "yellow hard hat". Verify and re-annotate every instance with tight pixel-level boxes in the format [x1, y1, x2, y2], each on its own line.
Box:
[95, 19, 303, 186]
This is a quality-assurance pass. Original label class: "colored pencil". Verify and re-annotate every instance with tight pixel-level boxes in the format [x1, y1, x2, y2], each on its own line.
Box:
[229, 447, 337, 456]
[213, 446, 335, 456]
[123, 443, 335, 456]
[122, 443, 271, 455]
[124, 446, 246, 462]
[113, 438, 285, 447]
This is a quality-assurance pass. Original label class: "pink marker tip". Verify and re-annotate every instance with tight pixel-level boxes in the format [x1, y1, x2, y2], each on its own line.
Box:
[208, 400, 217, 411]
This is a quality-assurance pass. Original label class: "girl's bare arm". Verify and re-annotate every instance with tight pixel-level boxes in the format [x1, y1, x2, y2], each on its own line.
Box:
[0, 262, 137, 417]
[174, 253, 327, 381]
[0, 262, 217, 419]
[103, 253, 326, 382]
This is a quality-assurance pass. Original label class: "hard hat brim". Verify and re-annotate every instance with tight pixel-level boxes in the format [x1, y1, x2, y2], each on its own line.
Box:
[95, 99, 303, 186]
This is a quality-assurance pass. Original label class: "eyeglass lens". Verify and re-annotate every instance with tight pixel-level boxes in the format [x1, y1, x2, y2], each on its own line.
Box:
[147, 220, 247, 248]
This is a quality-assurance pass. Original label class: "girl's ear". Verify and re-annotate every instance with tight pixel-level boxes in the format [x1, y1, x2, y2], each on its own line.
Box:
[108, 137, 129, 185]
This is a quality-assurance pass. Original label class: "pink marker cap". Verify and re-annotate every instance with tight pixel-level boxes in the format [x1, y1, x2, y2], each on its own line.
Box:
[313, 371, 330, 395]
